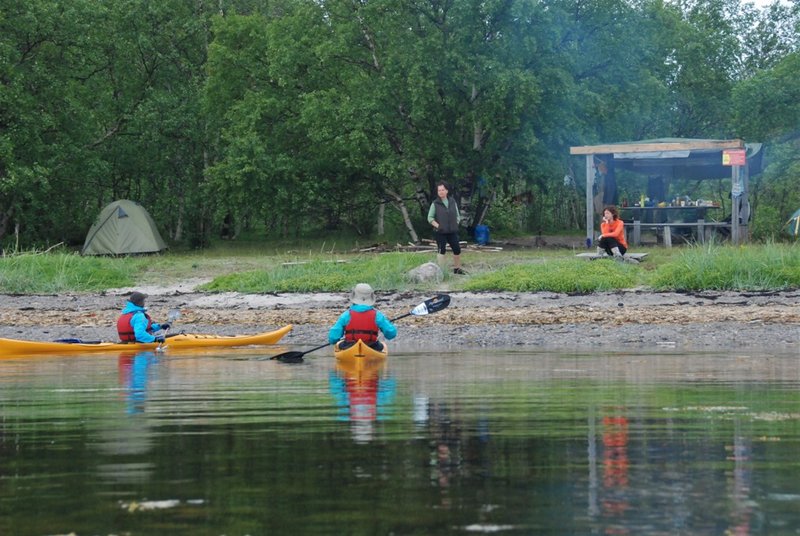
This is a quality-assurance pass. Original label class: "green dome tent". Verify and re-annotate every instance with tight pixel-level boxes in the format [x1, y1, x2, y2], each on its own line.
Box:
[785, 207, 800, 237]
[81, 200, 167, 255]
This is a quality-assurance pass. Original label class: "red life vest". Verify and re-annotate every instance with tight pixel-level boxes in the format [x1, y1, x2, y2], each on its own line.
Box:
[344, 309, 379, 343]
[117, 311, 153, 342]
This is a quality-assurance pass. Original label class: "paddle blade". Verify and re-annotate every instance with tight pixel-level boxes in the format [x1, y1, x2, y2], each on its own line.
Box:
[268, 351, 306, 363]
[410, 294, 451, 316]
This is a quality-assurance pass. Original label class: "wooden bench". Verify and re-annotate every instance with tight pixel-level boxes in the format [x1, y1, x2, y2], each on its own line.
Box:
[629, 220, 731, 247]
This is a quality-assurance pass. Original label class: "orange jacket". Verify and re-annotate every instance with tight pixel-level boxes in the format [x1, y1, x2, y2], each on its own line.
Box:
[601, 218, 628, 249]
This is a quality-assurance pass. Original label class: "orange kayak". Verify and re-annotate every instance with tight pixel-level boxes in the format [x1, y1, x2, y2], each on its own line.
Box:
[0, 325, 293, 357]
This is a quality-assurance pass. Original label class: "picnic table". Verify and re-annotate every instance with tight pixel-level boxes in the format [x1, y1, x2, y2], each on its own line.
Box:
[620, 205, 728, 247]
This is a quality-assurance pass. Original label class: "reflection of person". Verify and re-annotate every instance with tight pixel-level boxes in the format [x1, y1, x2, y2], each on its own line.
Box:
[118, 351, 159, 414]
[328, 283, 397, 351]
[428, 181, 466, 275]
[117, 292, 171, 343]
[328, 364, 397, 444]
[597, 206, 629, 261]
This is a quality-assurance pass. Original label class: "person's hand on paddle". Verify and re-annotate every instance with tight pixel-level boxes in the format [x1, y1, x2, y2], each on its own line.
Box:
[160, 322, 171, 331]
[154, 335, 166, 344]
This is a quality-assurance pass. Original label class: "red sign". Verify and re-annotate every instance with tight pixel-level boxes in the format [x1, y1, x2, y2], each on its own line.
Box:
[722, 149, 746, 166]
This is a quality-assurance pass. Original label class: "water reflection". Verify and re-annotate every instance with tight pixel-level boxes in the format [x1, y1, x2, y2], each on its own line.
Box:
[328, 359, 396, 443]
[117, 351, 160, 414]
[728, 421, 754, 535]
[91, 351, 163, 486]
[600, 411, 631, 534]
[1, 350, 800, 535]
[426, 402, 465, 511]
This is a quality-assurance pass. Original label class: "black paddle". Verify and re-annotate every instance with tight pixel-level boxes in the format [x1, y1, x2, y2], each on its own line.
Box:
[268, 293, 451, 363]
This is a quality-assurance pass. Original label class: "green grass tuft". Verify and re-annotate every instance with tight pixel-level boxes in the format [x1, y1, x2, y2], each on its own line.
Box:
[2, 241, 799, 295]
[200, 253, 426, 292]
[463, 258, 637, 293]
[0, 252, 139, 293]
[650, 242, 800, 291]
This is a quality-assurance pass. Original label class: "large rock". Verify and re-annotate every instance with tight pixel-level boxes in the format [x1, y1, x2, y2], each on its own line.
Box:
[407, 262, 443, 283]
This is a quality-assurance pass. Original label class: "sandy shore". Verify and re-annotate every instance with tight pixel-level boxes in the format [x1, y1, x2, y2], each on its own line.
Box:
[1, 281, 799, 352]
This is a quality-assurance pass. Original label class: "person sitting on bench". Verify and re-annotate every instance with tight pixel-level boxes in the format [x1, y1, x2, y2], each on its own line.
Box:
[597, 206, 637, 263]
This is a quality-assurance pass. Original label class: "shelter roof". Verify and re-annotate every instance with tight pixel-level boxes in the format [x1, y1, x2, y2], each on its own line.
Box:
[570, 138, 761, 180]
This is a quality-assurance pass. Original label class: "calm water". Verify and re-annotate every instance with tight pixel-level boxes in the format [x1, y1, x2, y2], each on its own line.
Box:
[1, 348, 800, 535]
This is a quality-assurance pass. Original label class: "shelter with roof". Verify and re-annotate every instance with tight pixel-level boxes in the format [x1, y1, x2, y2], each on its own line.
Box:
[570, 138, 763, 247]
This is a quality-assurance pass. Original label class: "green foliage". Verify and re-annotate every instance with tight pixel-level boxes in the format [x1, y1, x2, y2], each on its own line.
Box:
[650, 243, 800, 290]
[462, 258, 637, 293]
[0, 252, 139, 293]
[732, 52, 800, 141]
[0, 0, 798, 249]
[483, 197, 528, 233]
[746, 142, 800, 241]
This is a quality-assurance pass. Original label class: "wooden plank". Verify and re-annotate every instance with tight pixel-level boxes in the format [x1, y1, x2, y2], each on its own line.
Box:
[570, 139, 743, 155]
[576, 253, 648, 261]
[281, 260, 348, 267]
[631, 222, 731, 228]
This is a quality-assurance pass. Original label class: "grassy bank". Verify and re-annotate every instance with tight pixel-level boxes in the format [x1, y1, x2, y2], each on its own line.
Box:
[1, 242, 799, 294]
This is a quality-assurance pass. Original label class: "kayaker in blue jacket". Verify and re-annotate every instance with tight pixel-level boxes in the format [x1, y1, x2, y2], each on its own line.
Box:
[117, 292, 171, 344]
[328, 283, 397, 351]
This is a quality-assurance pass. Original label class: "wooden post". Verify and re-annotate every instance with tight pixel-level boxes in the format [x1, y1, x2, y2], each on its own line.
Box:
[663, 226, 672, 248]
[697, 219, 705, 244]
[586, 155, 594, 248]
[732, 166, 741, 244]
[633, 220, 641, 246]
[742, 160, 750, 243]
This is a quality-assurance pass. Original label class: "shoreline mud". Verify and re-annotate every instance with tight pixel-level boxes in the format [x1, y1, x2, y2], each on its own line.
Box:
[1, 285, 799, 352]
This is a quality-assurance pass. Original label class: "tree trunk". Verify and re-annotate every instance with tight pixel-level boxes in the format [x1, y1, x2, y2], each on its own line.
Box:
[377, 201, 385, 235]
[0, 208, 10, 242]
[384, 187, 419, 243]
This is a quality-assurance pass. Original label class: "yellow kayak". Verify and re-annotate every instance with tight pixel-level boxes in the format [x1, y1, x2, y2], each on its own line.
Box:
[335, 356, 386, 380]
[333, 339, 388, 363]
[0, 325, 293, 357]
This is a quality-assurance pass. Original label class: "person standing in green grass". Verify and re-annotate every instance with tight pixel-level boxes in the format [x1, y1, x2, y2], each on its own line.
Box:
[428, 181, 466, 275]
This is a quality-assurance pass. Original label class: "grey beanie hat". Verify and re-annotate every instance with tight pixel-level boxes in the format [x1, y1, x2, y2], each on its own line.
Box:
[350, 283, 375, 306]
[129, 291, 147, 307]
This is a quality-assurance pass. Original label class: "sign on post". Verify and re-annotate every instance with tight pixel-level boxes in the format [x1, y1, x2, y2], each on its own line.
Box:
[722, 149, 746, 166]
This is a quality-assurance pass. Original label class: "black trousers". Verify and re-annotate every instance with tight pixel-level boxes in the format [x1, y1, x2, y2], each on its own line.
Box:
[598, 236, 626, 256]
[435, 231, 461, 255]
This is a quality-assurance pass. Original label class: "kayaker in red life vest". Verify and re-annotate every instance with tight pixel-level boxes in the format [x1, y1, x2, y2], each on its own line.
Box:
[117, 291, 171, 344]
[328, 284, 397, 351]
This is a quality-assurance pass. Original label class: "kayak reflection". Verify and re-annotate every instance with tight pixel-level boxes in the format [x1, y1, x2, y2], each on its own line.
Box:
[329, 359, 396, 443]
[118, 351, 161, 414]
